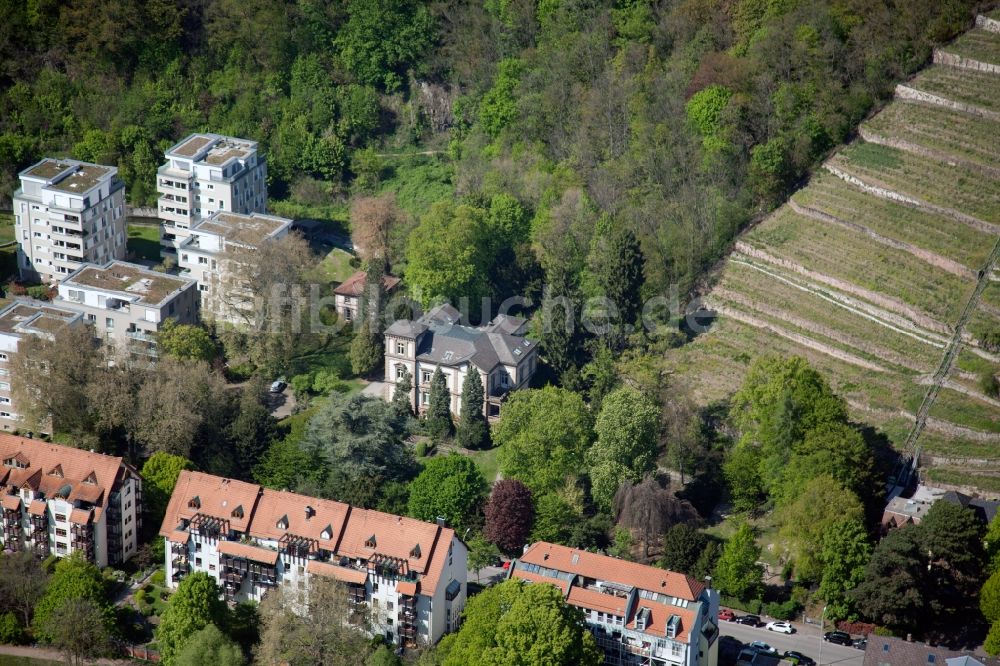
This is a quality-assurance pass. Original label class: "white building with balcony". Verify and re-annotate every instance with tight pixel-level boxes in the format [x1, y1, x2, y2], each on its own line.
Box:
[161, 471, 467, 647]
[157, 134, 267, 257]
[175, 211, 292, 325]
[0, 433, 142, 567]
[0, 300, 82, 432]
[13, 159, 126, 284]
[54, 261, 198, 358]
[511, 542, 720, 666]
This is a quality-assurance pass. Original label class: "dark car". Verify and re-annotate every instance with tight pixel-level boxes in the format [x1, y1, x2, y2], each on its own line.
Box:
[734, 614, 762, 627]
[853, 638, 868, 650]
[783, 651, 816, 666]
[824, 631, 853, 646]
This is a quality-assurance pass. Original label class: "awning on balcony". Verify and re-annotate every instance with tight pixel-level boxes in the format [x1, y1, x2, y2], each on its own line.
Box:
[1, 495, 21, 512]
[306, 560, 369, 585]
[167, 529, 189, 544]
[217, 540, 279, 566]
[396, 580, 419, 596]
[28, 500, 46, 516]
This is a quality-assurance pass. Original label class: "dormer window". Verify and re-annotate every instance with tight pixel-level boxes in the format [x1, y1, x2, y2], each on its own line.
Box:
[321, 525, 332, 540]
[49, 465, 63, 478]
[365, 535, 377, 548]
[276, 515, 288, 530]
[188, 496, 201, 509]
[3, 453, 28, 469]
[410, 544, 422, 559]
[83, 471, 97, 485]
[231, 505, 243, 519]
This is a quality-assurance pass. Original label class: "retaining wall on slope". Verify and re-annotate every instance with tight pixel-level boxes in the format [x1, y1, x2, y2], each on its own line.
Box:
[933, 49, 1000, 74]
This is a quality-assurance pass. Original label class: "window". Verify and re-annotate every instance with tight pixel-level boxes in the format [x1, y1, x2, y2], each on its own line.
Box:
[105, 318, 114, 329]
[209, 564, 216, 571]
[198, 256, 208, 264]
[0, 398, 10, 405]
[0, 413, 10, 419]
[420, 392, 429, 405]
[395, 342, 405, 355]
[195, 557, 202, 566]
[55, 514, 66, 522]
[55, 528, 67, 537]
[67, 289, 84, 302]
[373, 583, 379, 593]
[421, 371, 431, 384]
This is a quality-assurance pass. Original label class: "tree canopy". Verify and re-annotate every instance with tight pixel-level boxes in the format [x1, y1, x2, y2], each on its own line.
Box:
[156, 573, 230, 666]
[588, 387, 660, 511]
[32, 554, 113, 645]
[713, 522, 763, 601]
[484, 479, 534, 556]
[407, 454, 489, 532]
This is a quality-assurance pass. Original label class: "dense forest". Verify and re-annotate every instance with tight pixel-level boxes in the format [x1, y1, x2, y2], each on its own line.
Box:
[0, 0, 984, 305]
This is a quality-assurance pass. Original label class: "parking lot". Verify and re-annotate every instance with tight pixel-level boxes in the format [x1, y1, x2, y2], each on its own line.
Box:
[718, 615, 865, 666]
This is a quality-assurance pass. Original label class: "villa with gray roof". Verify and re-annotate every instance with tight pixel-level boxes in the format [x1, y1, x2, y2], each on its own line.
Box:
[157, 133, 267, 257]
[384, 306, 537, 419]
[13, 158, 126, 284]
[176, 211, 292, 325]
[54, 261, 198, 358]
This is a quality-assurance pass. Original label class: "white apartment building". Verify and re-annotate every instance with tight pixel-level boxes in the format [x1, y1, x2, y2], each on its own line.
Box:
[384, 304, 538, 420]
[511, 542, 720, 666]
[54, 261, 198, 358]
[157, 133, 267, 257]
[161, 471, 467, 647]
[13, 158, 126, 284]
[0, 300, 82, 432]
[176, 211, 292, 325]
[0, 433, 143, 567]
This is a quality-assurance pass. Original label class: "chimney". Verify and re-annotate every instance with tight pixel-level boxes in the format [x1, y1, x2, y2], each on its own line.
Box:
[305, 505, 315, 520]
[435, 516, 448, 528]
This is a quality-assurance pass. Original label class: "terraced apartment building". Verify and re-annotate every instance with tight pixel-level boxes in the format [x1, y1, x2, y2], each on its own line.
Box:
[176, 211, 292, 325]
[13, 158, 127, 284]
[161, 471, 468, 647]
[54, 261, 198, 358]
[157, 133, 268, 257]
[0, 300, 82, 432]
[0, 433, 143, 567]
[510, 542, 720, 666]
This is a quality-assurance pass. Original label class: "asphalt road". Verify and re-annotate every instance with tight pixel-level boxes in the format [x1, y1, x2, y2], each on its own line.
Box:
[719, 621, 865, 666]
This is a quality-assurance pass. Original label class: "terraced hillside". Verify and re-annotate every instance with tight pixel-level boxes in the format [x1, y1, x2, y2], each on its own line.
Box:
[665, 14, 1000, 493]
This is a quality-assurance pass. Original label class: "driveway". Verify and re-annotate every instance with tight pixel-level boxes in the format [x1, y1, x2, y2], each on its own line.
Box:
[720, 619, 864, 666]
[361, 380, 388, 400]
[268, 388, 296, 419]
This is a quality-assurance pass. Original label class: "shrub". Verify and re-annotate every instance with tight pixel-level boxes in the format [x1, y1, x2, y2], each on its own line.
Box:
[143, 583, 154, 593]
[0, 612, 25, 645]
[415, 441, 434, 458]
[150, 569, 166, 586]
[720, 595, 762, 615]
[764, 600, 802, 620]
[980, 368, 999, 399]
[291, 373, 314, 397]
[313, 369, 349, 394]
[873, 626, 895, 637]
[135, 590, 148, 605]
[26, 285, 50, 300]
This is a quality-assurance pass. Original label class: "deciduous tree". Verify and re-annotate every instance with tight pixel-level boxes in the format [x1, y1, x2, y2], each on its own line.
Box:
[713, 522, 763, 601]
[614, 476, 700, 558]
[495, 387, 593, 495]
[156, 573, 229, 666]
[587, 387, 660, 511]
[350, 194, 401, 263]
[41, 598, 111, 666]
[141, 451, 193, 526]
[434, 579, 602, 666]
[32, 554, 113, 644]
[818, 517, 871, 622]
[484, 479, 534, 555]
[157, 319, 217, 363]
[175, 623, 244, 666]
[407, 454, 488, 531]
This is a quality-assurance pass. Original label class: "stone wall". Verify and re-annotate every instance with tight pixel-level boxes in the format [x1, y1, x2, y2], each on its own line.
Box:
[894, 84, 1000, 122]
[933, 48, 1000, 75]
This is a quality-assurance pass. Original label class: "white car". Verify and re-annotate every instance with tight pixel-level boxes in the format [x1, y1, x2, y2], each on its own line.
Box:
[766, 621, 795, 634]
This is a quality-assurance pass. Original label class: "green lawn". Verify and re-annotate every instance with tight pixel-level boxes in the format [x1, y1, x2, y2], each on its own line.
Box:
[0, 657, 63, 666]
[127, 223, 162, 262]
[467, 447, 500, 483]
[0, 213, 15, 244]
[288, 332, 366, 393]
[313, 247, 357, 284]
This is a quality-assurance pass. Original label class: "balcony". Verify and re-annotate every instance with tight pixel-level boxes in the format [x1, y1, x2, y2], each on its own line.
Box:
[171, 542, 187, 556]
[126, 330, 156, 343]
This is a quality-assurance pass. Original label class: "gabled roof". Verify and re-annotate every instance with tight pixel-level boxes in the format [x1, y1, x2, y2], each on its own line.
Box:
[249, 489, 349, 552]
[334, 271, 402, 298]
[863, 636, 1000, 666]
[942, 490, 999, 524]
[159, 471, 261, 536]
[518, 542, 705, 601]
[0, 434, 125, 511]
[306, 560, 368, 585]
[217, 539, 280, 566]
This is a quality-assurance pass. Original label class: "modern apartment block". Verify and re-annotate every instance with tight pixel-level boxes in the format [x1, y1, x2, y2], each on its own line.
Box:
[384, 304, 538, 419]
[157, 133, 267, 257]
[13, 158, 126, 284]
[0, 433, 143, 567]
[510, 542, 720, 666]
[54, 261, 198, 357]
[161, 471, 467, 647]
[0, 300, 83, 432]
[176, 211, 292, 325]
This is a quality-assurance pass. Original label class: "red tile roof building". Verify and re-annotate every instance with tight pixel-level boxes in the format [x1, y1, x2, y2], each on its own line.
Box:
[511, 542, 720, 666]
[160, 471, 467, 647]
[0, 434, 142, 567]
[333, 270, 402, 324]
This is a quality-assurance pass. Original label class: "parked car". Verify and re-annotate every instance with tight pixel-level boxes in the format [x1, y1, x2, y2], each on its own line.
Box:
[719, 609, 737, 622]
[766, 621, 795, 634]
[734, 614, 762, 627]
[783, 651, 816, 666]
[749, 641, 775, 653]
[824, 631, 853, 646]
[853, 638, 868, 650]
[269, 379, 287, 393]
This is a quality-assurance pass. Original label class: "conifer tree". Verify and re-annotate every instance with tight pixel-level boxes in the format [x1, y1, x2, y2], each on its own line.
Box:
[426, 367, 453, 439]
[392, 366, 413, 417]
[601, 228, 645, 349]
[456, 370, 490, 449]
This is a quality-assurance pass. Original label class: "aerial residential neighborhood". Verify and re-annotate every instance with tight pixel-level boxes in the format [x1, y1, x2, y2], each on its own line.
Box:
[1, 2, 1000, 666]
